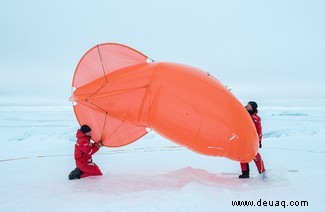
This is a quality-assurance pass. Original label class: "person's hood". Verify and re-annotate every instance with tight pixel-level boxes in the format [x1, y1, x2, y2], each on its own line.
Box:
[76, 129, 91, 139]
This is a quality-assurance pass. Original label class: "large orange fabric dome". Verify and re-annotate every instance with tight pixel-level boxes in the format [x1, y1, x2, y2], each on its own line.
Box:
[70, 43, 258, 162]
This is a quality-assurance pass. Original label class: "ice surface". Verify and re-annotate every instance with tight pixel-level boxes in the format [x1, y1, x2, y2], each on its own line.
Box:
[1, 103, 324, 211]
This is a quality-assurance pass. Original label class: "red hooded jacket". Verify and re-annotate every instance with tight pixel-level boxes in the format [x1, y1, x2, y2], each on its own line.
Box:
[251, 113, 262, 143]
[74, 130, 99, 166]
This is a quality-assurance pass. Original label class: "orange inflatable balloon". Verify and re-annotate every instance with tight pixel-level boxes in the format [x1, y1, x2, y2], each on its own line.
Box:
[70, 43, 258, 162]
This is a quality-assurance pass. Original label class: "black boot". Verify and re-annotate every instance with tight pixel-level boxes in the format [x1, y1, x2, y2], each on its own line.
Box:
[68, 167, 83, 180]
[239, 171, 249, 179]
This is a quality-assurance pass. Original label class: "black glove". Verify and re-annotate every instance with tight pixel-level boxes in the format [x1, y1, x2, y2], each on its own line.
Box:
[96, 140, 104, 148]
[259, 142, 262, 148]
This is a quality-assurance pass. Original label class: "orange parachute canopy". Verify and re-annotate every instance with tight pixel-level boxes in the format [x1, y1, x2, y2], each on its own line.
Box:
[70, 43, 258, 162]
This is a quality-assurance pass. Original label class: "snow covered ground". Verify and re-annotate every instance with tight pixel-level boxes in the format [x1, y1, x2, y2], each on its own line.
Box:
[1, 101, 324, 211]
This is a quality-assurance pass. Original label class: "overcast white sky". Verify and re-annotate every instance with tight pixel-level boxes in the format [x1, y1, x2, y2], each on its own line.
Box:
[1, 0, 324, 105]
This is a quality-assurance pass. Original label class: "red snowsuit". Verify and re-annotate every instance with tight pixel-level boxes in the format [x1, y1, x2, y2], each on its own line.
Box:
[240, 113, 265, 174]
[74, 130, 103, 178]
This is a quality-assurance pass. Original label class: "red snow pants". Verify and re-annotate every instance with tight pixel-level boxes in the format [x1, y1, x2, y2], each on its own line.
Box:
[77, 160, 103, 178]
[240, 152, 265, 174]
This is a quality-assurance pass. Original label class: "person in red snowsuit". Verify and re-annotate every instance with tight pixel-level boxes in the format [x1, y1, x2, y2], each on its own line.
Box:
[239, 101, 266, 179]
[69, 125, 103, 180]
